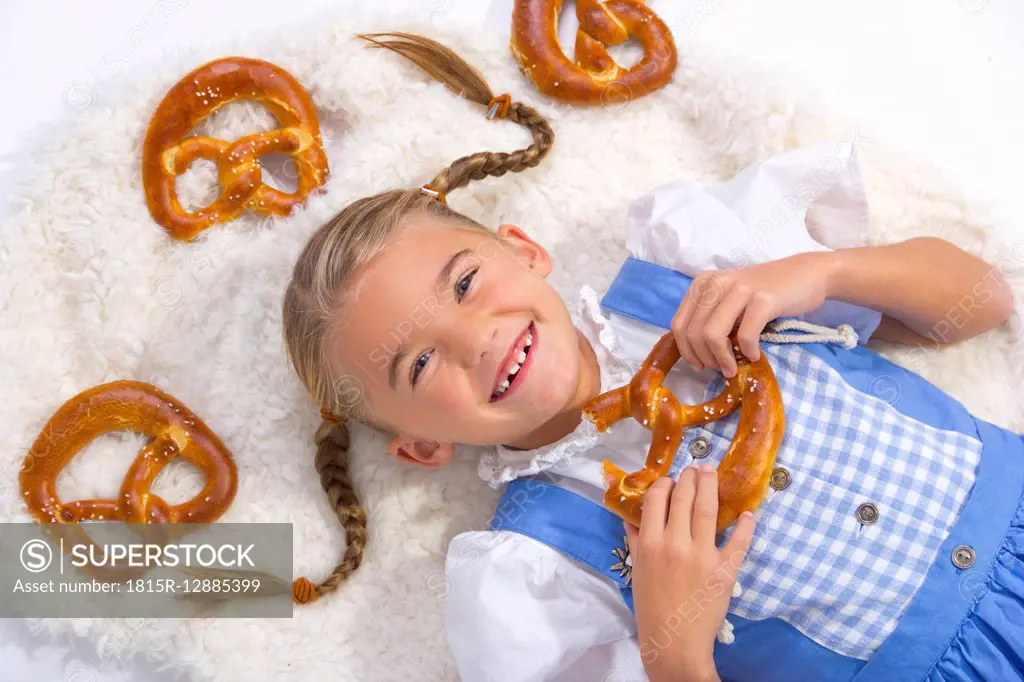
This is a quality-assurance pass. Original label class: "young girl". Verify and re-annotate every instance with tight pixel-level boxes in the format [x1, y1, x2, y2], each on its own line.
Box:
[281, 34, 1023, 682]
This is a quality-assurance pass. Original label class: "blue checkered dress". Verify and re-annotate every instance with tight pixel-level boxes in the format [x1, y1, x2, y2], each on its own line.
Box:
[667, 343, 982, 660]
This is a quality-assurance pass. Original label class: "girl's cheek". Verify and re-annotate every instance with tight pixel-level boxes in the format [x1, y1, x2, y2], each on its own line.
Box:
[430, 373, 473, 413]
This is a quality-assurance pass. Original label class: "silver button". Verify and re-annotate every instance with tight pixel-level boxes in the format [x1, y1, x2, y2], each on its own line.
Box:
[856, 502, 879, 525]
[688, 436, 711, 459]
[769, 467, 791, 491]
[952, 545, 976, 569]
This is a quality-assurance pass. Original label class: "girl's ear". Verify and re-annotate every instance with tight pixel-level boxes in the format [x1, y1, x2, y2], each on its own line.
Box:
[497, 224, 552, 277]
[387, 436, 455, 469]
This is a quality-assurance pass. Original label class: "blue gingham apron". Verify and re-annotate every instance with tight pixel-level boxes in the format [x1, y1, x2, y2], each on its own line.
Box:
[492, 257, 1024, 681]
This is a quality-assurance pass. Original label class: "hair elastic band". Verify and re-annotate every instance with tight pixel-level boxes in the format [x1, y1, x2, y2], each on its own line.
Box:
[486, 93, 512, 120]
[320, 407, 347, 425]
[420, 183, 448, 205]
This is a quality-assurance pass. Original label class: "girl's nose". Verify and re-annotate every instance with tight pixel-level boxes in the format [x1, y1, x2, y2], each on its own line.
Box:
[450, 315, 497, 368]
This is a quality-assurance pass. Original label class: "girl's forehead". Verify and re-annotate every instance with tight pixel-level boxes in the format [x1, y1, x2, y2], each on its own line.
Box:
[337, 222, 493, 339]
[366, 221, 502, 284]
[388, 217, 492, 251]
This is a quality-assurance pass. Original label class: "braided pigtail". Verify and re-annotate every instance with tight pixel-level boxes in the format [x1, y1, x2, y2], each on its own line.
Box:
[291, 418, 367, 604]
[358, 32, 555, 196]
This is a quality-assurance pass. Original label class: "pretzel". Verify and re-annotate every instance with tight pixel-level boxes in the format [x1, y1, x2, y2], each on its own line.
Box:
[510, 0, 677, 105]
[20, 380, 236, 531]
[142, 57, 329, 241]
[583, 332, 785, 532]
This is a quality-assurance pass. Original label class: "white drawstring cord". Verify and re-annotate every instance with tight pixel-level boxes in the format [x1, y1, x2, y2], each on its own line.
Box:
[758, 319, 859, 349]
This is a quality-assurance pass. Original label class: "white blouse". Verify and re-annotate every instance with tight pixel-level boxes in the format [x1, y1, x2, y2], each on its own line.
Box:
[445, 142, 885, 682]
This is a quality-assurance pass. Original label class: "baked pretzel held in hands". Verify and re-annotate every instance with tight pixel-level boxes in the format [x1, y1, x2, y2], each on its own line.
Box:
[582, 332, 785, 532]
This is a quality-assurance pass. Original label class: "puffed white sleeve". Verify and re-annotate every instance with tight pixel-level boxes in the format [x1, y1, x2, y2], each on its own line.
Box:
[444, 530, 643, 682]
[625, 141, 882, 343]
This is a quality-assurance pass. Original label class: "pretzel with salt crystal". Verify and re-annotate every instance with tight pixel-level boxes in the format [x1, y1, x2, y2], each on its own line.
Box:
[510, 0, 677, 105]
[20, 380, 236, 526]
[582, 332, 785, 532]
[142, 57, 329, 241]
[19, 381, 237, 580]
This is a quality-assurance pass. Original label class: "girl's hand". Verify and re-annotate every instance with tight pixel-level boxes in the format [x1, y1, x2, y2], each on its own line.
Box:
[626, 466, 756, 682]
[671, 252, 837, 376]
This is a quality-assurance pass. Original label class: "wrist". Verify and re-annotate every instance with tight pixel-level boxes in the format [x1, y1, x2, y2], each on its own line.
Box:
[648, 655, 720, 682]
[820, 248, 849, 300]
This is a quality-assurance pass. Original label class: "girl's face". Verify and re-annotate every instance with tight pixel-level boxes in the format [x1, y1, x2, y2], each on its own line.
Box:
[333, 215, 586, 464]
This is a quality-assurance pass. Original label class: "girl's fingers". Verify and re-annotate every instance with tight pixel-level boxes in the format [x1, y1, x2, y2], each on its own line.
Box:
[719, 511, 756, 582]
[671, 292, 702, 370]
[703, 286, 752, 377]
[686, 293, 720, 371]
[686, 274, 735, 370]
[736, 297, 774, 362]
[666, 466, 698, 538]
[691, 464, 720, 547]
[639, 477, 674, 543]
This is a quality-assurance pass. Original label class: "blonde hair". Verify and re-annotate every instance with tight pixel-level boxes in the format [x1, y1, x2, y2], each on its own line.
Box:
[282, 33, 554, 603]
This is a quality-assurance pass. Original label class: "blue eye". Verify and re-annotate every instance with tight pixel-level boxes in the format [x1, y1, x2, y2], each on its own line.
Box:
[456, 268, 477, 302]
[410, 350, 432, 386]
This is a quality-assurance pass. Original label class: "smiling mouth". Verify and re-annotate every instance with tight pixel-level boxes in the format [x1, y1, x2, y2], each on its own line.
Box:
[490, 323, 536, 402]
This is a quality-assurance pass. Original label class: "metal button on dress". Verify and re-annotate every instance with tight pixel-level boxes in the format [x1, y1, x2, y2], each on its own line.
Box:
[952, 545, 976, 569]
[769, 467, 791, 491]
[856, 502, 879, 525]
[688, 436, 711, 459]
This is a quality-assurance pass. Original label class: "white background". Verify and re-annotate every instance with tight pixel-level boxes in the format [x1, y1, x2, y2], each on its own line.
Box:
[1, 1, 1021, 680]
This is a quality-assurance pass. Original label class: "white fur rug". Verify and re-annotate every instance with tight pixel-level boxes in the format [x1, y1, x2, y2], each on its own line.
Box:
[2, 9, 1022, 682]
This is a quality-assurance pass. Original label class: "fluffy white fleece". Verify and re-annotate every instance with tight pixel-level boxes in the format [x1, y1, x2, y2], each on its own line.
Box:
[2, 8, 1022, 682]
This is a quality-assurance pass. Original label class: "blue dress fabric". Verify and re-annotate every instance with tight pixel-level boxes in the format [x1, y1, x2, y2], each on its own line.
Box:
[492, 257, 1024, 681]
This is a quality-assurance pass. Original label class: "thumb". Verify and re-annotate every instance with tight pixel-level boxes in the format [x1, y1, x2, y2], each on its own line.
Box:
[719, 511, 756, 582]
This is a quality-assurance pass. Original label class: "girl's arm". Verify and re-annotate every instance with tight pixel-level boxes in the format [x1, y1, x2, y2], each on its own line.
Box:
[826, 236, 1013, 346]
[671, 237, 1014, 376]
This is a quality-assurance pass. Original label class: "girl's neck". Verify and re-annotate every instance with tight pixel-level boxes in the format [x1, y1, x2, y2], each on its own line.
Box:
[504, 328, 602, 451]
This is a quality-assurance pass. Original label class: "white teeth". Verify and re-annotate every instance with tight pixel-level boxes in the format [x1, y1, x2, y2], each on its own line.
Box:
[494, 328, 533, 399]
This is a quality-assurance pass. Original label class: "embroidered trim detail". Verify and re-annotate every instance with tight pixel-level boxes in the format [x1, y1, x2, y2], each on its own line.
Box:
[609, 535, 632, 586]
